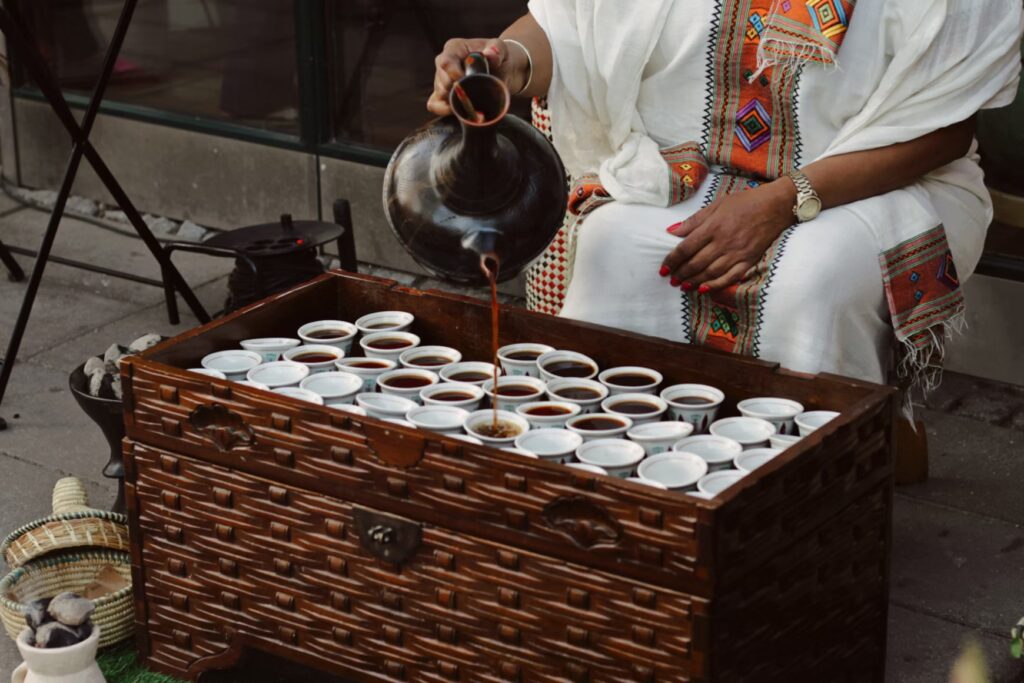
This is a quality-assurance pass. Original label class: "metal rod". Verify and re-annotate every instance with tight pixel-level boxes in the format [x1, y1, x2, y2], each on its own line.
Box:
[332, 198, 358, 272]
[0, 241, 26, 281]
[3, 245, 165, 287]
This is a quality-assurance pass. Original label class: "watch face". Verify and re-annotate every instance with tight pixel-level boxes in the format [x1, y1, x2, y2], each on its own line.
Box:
[797, 196, 822, 222]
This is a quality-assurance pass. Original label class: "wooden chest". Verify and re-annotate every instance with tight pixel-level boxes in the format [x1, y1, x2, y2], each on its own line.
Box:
[121, 271, 895, 682]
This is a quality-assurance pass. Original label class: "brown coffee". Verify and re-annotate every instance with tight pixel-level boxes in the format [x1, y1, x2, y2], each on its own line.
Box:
[306, 329, 350, 340]
[675, 396, 714, 405]
[348, 360, 390, 369]
[525, 405, 573, 417]
[449, 371, 490, 382]
[432, 391, 474, 402]
[609, 400, 659, 415]
[553, 386, 602, 401]
[605, 372, 656, 387]
[542, 360, 595, 378]
[572, 417, 627, 431]
[505, 350, 543, 361]
[475, 420, 523, 439]
[365, 322, 399, 330]
[367, 337, 413, 350]
[496, 385, 540, 397]
[382, 375, 432, 389]
[407, 355, 452, 367]
[292, 352, 338, 364]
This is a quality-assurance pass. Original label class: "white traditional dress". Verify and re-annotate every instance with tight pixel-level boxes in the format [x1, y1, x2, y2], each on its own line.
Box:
[524, 0, 1022, 392]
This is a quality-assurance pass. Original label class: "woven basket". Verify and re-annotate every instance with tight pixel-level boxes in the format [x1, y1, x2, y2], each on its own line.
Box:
[1, 478, 129, 568]
[0, 550, 133, 648]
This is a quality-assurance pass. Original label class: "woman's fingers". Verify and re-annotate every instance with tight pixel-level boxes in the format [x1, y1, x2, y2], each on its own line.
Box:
[671, 241, 721, 285]
[429, 38, 501, 115]
[662, 228, 713, 285]
[666, 203, 717, 237]
[691, 259, 750, 293]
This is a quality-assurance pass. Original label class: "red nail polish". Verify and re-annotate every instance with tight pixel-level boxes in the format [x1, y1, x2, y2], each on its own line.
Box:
[698, 284, 710, 294]
[681, 282, 693, 291]
[670, 277, 681, 287]
[659, 265, 670, 277]
[666, 222, 683, 233]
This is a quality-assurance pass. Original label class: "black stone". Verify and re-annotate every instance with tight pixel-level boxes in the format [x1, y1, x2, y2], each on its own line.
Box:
[47, 592, 95, 627]
[34, 621, 90, 648]
[22, 598, 53, 631]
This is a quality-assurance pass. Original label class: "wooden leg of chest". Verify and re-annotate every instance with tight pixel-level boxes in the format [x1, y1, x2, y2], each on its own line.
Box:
[894, 415, 929, 485]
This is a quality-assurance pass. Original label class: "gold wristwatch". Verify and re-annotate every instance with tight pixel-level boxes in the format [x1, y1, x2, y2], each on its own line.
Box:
[787, 170, 822, 223]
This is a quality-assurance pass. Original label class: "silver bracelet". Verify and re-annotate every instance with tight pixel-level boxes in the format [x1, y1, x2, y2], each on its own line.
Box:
[503, 38, 534, 96]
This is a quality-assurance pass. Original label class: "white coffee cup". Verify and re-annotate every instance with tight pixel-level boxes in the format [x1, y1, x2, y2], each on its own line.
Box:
[448, 433, 484, 445]
[300, 371, 363, 406]
[795, 410, 841, 436]
[636, 452, 709, 491]
[399, 345, 462, 371]
[482, 376, 547, 412]
[597, 366, 663, 396]
[545, 378, 609, 415]
[537, 350, 599, 383]
[247, 361, 309, 389]
[625, 476, 669, 490]
[566, 463, 608, 476]
[672, 435, 743, 471]
[514, 428, 583, 464]
[355, 310, 414, 335]
[234, 379, 269, 391]
[359, 331, 421, 362]
[734, 448, 784, 473]
[377, 369, 439, 404]
[769, 433, 803, 449]
[737, 397, 805, 436]
[406, 405, 470, 435]
[273, 387, 325, 405]
[576, 439, 646, 478]
[709, 417, 776, 450]
[464, 410, 531, 446]
[201, 349, 263, 380]
[332, 404, 367, 417]
[660, 384, 725, 433]
[440, 361, 500, 386]
[420, 383, 485, 411]
[627, 421, 694, 456]
[334, 357, 397, 392]
[501, 447, 540, 459]
[565, 413, 633, 442]
[189, 368, 227, 380]
[283, 344, 345, 375]
[697, 470, 747, 497]
[240, 337, 300, 363]
[497, 343, 555, 377]
[515, 401, 581, 429]
[356, 392, 418, 421]
[297, 320, 358, 354]
[601, 393, 668, 426]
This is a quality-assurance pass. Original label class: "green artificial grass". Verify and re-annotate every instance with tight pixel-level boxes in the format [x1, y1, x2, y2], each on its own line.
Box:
[97, 644, 184, 683]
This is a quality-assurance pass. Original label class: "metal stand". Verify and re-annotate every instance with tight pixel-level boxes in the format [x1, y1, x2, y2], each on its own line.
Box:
[0, 240, 25, 281]
[0, 0, 210, 411]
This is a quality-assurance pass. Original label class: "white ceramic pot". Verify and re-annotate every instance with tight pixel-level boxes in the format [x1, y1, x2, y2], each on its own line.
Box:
[13, 626, 105, 683]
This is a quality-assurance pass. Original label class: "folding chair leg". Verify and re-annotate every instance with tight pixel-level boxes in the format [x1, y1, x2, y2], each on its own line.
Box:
[0, 241, 25, 282]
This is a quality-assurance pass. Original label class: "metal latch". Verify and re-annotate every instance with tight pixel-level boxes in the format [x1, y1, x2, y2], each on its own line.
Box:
[353, 508, 422, 565]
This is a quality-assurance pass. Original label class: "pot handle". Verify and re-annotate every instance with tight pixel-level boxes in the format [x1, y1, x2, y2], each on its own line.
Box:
[11, 662, 26, 683]
[464, 51, 490, 77]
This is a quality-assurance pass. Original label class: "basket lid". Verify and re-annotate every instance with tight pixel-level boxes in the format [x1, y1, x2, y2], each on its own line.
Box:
[1, 478, 128, 568]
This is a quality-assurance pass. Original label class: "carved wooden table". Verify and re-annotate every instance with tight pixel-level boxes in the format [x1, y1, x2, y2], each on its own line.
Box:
[122, 271, 895, 682]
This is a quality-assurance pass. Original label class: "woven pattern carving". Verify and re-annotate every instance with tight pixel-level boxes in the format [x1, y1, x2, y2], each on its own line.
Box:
[128, 441, 702, 682]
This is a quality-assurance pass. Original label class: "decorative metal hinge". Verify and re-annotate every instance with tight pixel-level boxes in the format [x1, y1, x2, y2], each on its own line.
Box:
[353, 508, 422, 565]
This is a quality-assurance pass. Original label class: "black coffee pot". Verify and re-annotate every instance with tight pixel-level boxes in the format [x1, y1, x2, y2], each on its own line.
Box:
[383, 53, 567, 285]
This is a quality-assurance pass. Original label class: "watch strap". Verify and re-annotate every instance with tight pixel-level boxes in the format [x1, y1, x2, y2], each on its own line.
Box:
[787, 169, 821, 222]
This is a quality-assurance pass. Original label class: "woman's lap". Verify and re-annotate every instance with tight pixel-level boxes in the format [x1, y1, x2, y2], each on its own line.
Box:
[559, 193, 891, 382]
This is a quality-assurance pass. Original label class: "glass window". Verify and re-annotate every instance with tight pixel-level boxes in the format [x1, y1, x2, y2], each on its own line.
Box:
[16, 0, 301, 135]
[326, 0, 529, 151]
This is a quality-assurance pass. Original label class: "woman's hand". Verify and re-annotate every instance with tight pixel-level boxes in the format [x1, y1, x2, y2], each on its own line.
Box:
[427, 39, 520, 116]
[660, 180, 797, 293]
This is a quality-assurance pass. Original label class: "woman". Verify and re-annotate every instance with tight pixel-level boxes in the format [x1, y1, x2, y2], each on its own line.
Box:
[428, 0, 1022, 392]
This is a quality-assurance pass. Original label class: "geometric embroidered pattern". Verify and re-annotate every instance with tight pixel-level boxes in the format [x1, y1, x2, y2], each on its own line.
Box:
[807, 0, 850, 41]
[735, 99, 773, 152]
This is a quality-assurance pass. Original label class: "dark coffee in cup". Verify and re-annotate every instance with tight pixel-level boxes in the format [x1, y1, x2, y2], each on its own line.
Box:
[504, 350, 543, 361]
[542, 360, 595, 378]
[368, 337, 414, 350]
[475, 421, 524, 439]
[526, 405, 573, 416]
[496, 384, 540, 397]
[407, 355, 452, 367]
[383, 375, 432, 389]
[348, 360, 391, 369]
[572, 416, 627, 431]
[365, 322, 399, 330]
[449, 371, 490, 382]
[675, 396, 714, 405]
[605, 372, 656, 387]
[553, 386, 602, 401]
[608, 400, 660, 415]
[432, 390, 475, 402]
[306, 329, 351, 340]
[293, 352, 338, 363]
